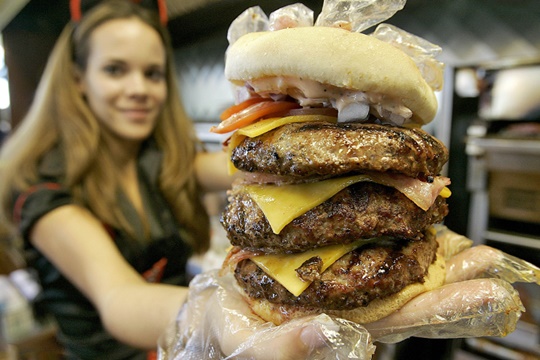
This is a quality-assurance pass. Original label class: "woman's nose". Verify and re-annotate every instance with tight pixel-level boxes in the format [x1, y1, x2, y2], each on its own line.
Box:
[125, 72, 148, 96]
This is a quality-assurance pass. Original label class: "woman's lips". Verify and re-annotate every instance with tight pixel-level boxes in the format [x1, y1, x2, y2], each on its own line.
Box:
[121, 108, 152, 121]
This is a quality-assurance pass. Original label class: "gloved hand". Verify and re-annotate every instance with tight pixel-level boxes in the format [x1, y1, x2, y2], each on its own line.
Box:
[158, 226, 539, 359]
[157, 270, 375, 360]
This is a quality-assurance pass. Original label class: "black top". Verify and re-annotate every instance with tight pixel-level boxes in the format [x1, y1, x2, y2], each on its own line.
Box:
[14, 141, 193, 359]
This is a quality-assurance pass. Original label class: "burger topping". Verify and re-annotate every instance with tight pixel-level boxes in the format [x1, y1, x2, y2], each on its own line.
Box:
[211, 99, 300, 134]
[234, 231, 439, 306]
[249, 239, 368, 297]
[214, 76, 419, 133]
[223, 182, 449, 254]
[234, 114, 337, 138]
[219, 96, 269, 120]
[244, 173, 450, 235]
[244, 76, 415, 126]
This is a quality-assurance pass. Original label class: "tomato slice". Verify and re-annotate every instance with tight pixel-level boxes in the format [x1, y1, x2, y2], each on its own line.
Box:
[220, 97, 269, 121]
[211, 101, 300, 134]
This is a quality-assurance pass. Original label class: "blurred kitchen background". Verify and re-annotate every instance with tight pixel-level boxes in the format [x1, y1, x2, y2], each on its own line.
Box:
[1, 0, 539, 359]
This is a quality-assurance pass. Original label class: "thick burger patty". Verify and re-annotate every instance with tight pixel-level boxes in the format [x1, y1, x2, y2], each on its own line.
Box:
[231, 122, 449, 179]
[234, 229, 439, 310]
[222, 182, 449, 253]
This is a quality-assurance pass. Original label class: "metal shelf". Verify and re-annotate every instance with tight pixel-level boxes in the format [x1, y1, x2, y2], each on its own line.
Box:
[484, 230, 540, 250]
[467, 137, 540, 155]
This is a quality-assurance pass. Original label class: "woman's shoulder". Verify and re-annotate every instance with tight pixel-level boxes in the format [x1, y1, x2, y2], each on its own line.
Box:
[37, 146, 66, 181]
[14, 147, 72, 241]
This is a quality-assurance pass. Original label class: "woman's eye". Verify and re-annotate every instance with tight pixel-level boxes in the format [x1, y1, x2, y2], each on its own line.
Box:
[103, 64, 124, 76]
[146, 68, 165, 82]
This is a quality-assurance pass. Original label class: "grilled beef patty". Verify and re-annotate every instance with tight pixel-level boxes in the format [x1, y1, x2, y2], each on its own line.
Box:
[222, 182, 449, 253]
[231, 122, 449, 179]
[234, 229, 439, 309]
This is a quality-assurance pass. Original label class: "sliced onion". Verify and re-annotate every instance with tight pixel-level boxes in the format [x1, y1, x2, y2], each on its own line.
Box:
[338, 102, 370, 123]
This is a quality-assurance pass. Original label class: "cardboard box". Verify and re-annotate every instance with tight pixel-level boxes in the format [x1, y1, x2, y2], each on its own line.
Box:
[489, 171, 540, 224]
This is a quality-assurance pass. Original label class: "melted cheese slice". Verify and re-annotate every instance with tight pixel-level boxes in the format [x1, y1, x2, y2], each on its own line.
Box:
[245, 175, 370, 234]
[237, 114, 337, 138]
[245, 175, 452, 234]
[251, 239, 366, 297]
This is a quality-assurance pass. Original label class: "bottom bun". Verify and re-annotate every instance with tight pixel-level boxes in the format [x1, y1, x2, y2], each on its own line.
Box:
[242, 254, 446, 325]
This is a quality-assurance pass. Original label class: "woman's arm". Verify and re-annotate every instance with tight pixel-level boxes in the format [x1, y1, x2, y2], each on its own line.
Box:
[30, 204, 187, 349]
[31, 204, 361, 358]
[195, 151, 237, 192]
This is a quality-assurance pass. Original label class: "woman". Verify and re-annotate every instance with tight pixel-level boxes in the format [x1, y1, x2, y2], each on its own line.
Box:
[0, 1, 223, 358]
[0, 1, 244, 358]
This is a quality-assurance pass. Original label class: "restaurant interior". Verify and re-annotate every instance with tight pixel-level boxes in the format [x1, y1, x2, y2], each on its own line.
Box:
[1, 0, 539, 359]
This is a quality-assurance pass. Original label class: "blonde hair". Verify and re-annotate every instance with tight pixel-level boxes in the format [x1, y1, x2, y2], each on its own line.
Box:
[0, 0, 209, 253]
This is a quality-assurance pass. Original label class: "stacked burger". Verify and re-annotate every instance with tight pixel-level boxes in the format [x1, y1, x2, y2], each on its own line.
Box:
[213, 5, 452, 326]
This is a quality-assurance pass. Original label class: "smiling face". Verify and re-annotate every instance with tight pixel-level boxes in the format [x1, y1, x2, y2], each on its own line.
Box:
[78, 17, 167, 143]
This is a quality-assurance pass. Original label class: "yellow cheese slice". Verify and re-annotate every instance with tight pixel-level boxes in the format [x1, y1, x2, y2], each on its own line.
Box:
[251, 239, 366, 297]
[245, 175, 370, 234]
[237, 114, 337, 138]
[245, 178, 452, 234]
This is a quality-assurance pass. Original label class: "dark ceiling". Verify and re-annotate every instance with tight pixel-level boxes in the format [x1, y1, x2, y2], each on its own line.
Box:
[171, 0, 540, 69]
[5, 0, 540, 62]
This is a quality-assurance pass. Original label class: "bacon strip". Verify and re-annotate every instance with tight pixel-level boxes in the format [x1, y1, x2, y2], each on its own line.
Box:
[367, 172, 451, 211]
[220, 246, 262, 276]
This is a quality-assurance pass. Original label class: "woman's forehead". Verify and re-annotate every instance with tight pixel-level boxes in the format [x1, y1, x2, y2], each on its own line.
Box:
[88, 18, 166, 64]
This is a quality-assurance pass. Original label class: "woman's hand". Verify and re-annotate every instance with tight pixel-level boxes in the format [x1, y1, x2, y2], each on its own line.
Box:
[158, 271, 375, 360]
[195, 151, 243, 193]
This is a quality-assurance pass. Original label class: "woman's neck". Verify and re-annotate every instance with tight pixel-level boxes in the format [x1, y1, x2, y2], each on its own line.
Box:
[102, 133, 142, 170]
[102, 133, 149, 233]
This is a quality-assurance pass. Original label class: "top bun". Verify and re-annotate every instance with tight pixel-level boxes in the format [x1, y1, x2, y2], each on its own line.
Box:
[225, 27, 438, 125]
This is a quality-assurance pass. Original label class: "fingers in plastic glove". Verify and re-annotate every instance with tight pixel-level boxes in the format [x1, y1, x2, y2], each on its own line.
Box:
[433, 225, 473, 260]
[220, 313, 375, 360]
[364, 278, 524, 344]
[159, 271, 376, 360]
[212, 297, 324, 359]
[445, 245, 540, 285]
[211, 275, 375, 360]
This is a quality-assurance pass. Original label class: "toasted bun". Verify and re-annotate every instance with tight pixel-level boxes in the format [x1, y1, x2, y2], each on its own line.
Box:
[225, 27, 437, 125]
[240, 253, 446, 326]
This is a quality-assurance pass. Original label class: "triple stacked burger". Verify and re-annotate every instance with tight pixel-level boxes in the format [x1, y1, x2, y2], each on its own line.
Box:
[213, 18, 451, 326]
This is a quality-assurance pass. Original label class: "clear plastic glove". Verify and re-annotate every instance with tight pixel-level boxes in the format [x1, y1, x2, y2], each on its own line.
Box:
[227, 6, 269, 45]
[370, 23, 444, 91]
[434, 225, 540, 285]
[269, 4, 314, 31]
[445, 245, 540, 285]
[157, 270, 376, 360]
[434, 225, 473, 260]
[158, 226, 537, 358]
[364, 278, 524, 343]
[315, 0, 406, 33]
